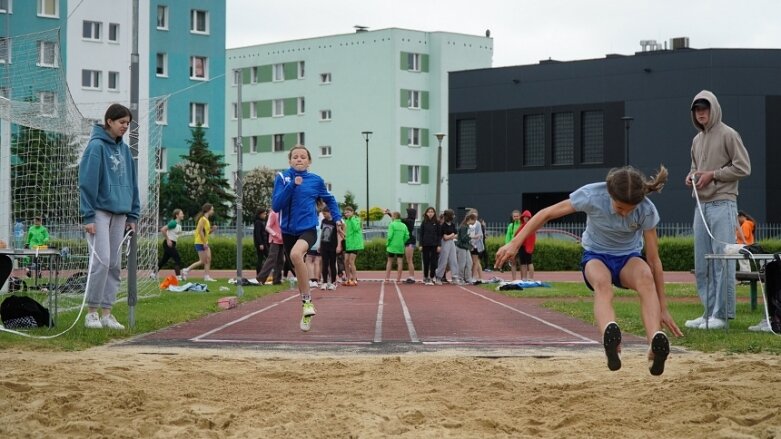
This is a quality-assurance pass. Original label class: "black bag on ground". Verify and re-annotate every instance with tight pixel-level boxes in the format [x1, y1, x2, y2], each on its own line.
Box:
[0, 295, 51, 329]
[762, 255, 781, 334]
[58, 272, 87, 295]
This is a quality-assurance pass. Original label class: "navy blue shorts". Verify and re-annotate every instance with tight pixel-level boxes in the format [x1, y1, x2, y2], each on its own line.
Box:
[580, 250, 643, 291]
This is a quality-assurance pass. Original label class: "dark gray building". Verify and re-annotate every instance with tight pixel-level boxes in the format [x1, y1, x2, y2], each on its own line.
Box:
[447, 48, 781, 224]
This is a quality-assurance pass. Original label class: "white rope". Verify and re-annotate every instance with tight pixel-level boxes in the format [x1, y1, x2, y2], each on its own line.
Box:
[0, 230, 134, 338]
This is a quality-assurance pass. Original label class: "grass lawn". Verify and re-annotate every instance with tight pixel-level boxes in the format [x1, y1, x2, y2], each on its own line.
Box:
[488, 281, 781, 354]
[1, 279, 779, 355]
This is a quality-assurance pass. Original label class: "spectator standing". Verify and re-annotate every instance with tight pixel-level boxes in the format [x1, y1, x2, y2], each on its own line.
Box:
[182, 203, 217, 282]
[418, 207, 441, 285]
[456, 212, 477, 285]
[384, 212, 409, 282]
[78, 103, 139, 330]
[158, 208, 185, 279]
[402, 207, 417, 283]
[255, 209, 284, 285]
[504, 210, 522, 279]
[468, 209, 484, 283]
[434, 209, 459, 285]
[685, 90, 751, 330]
[515, 210, 537, 280]
[253, 208, 269, 277]
[319, 207, 339, 290]
[343, 206, 364, 286]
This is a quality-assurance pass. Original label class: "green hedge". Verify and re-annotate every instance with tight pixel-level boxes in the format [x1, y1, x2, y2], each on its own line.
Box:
[44, 235, 776, 272]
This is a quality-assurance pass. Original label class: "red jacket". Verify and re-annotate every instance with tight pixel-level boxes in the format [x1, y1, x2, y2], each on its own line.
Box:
[513, 210, 536, 253]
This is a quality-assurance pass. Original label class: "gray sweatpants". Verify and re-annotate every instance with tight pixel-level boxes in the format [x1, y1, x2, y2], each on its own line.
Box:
[456, 247, 473, 283]
[86, 210, 127, 309]
[435, 239, 459, 281]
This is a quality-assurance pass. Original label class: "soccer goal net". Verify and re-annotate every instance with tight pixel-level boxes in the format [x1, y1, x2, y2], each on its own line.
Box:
[0, 28, 162, 315]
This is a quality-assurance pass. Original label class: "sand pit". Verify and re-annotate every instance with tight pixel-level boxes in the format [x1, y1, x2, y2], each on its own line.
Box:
[0, 346, 779, 438]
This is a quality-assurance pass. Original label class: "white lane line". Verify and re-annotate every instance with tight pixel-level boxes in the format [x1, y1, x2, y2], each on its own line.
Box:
[422, 340, 597, 345]
[373, 281, 385, 343]
[192, 339, 373, 345]
[190, 293, 300, 342]
[394, 282, 420, 343]
[459, 286, 598, 344]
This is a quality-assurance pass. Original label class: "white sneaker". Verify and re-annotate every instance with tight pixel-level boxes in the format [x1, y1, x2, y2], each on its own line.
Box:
[203, 275, 217, 282]
[99, 314, 125, 330]
[327, 283, 336, 291]
[699, 317, 726, 330]
[684, 316, 706, 328]
[84, 312, 102, 329]
[320, 282, 327, 290]
[748, 318, 773, 332]
[309, 280, 319, 288]
[181, 268, 189, 280]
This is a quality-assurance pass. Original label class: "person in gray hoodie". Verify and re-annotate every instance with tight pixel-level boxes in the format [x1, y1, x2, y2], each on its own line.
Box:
[684, 90, 751, 330]
[79, 104, 140, 330]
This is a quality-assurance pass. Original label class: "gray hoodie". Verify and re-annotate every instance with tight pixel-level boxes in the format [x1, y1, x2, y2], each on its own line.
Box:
[689, 90, 751, 202]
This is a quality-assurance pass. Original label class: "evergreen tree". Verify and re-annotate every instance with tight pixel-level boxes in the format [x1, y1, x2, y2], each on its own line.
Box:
[158, 164, 197, 221]
[242, 166, 276, 222]
[339, 191, 358, 213]
[179, 124, 234, 220]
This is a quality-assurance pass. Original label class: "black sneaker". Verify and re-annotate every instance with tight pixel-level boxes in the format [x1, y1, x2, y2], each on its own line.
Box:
[603, 322, 622, 371]
[405, 278, 415, 284]
[649, 331, 670, 376]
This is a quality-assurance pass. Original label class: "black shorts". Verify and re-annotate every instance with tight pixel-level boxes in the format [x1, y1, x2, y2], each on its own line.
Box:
[345, 250, 360, 255]
[387, 252, 404, 258]
[517, 248, 533, 265]
[282, 230, 317, 255]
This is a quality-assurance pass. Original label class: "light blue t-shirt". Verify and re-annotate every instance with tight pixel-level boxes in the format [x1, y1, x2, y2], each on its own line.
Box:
[569, 182, 660, 256]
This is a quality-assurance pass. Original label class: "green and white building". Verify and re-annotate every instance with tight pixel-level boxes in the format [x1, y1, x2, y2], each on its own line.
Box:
[225, 28, 492, 217]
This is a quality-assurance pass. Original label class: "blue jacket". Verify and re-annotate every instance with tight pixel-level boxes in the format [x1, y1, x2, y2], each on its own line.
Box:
[271, 167, 342, 235]
[78, 125, 140, 224]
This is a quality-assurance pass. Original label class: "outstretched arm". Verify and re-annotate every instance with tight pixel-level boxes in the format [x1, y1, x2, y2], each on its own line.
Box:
[643, 229, 683, 337]
[495, 199, 576, 268]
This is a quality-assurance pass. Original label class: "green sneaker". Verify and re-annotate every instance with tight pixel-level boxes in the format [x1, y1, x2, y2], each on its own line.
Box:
[300, 301, 316, 331]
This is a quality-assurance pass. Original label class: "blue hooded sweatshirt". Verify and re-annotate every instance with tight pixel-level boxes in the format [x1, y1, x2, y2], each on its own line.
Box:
[79, 124, 140, 224]
[271, 167, 342, 236]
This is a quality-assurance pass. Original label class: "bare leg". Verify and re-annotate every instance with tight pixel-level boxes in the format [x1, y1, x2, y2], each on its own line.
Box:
[396, 257, 403, 282]
[619, 258, 662, 342]
[384, 257, 392, 281]
[289, 240, 311, 298]
[583, 260, 616, 335]
[405, 246, 415, 278]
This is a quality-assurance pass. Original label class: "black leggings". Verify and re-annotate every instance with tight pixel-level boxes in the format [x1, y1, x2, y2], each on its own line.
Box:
[158, 241, 182, 275]
[320, 249, 337, 283]
[422, 246, 439, 279]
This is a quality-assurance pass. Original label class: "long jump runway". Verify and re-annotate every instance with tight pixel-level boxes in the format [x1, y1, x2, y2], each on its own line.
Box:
[131, 281, 645, 353]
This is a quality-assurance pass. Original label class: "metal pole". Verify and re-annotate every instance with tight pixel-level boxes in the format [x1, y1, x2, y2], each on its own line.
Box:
[434, 133, 445, 212]
[235, 70, 244, 298]
[362, 131, 372, 229]
[621, 117, 633, 166]
[127, 0, 140, 328]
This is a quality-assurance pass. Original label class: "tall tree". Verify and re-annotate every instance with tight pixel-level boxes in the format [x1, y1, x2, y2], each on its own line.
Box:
[158, 164, 198, 221]
[241, 166, 276, 223]
[179, 124, 234, 220]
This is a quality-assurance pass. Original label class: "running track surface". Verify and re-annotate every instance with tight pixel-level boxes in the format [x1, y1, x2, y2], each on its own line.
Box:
[131, 276, 651, 353]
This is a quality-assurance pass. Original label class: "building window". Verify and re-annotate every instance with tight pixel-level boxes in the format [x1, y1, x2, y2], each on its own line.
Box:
[190, 56, 207, 80]
[39, 91, 56, 116]
[552, 112, 574, 165]
[407, 165, 421, 184]
[297, 97, 305, 115]
[0, 37, 9, 64]
[108, 23, 119, 42]
[325, 182, 332, 191]
[37, 0, 57, 17]
[231, 103, 238, 120]
[251, 66, 260, 83]
[250, 102, 259, 119]
[581, 110, 604, 164]
[523, 114, 545, 167]
[320, 72, 331, 84]
[273, 134, 284, 152]
[407, 90, 420, 109]
[273, 63, 284, 81]
[156, 52, 167, 76]
[37, 41, 57, 67]
[0, 0, 11, 14]
[156, 5, 169, 30]
[81, 69, 100, 89]
[408, 53, 421, 72]
[250, 136, 258, 153]
[155, 100, 167, 125]
[298, 61, 305, 79]
[190, 10, 209, 34]
[108, 71, 119, 90]
[297, 132, 305, 145]
[272, 99, 284, 117]
[320, 146, 332, 157]
[408, 128, 421, 147]
[230, 137, 239, 154]
[455, 119, 477, 170]
[189, 102, 207, 127]
[157, 147, 167, 172]
[82, 21, 101, 40]
[320, 110, 331, 121]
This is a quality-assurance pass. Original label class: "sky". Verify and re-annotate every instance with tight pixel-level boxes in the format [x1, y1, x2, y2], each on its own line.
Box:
[226, 0, 781, 67]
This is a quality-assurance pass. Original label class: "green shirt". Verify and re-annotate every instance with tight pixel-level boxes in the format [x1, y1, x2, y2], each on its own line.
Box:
[386, 219, 409, 254]
[505, 220, 520, 244]
[344, 216, 364, 251]
[26, 225, 49, 248]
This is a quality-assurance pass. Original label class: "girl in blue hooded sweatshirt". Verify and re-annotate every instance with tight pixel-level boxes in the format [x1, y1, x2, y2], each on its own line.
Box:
[78, 103, 140, 330]
[272, 145, 342, 332]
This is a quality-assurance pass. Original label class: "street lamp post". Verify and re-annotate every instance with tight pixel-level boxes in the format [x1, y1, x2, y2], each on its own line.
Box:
[621, 116, 633, 166]
[434, 133, 445, 212]
[362, 131, 373, 229]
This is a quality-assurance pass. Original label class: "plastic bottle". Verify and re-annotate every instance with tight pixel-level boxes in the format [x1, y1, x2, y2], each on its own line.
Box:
[13, 220, 24, 249]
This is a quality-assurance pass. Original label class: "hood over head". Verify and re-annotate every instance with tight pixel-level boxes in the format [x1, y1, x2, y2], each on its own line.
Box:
[690, 90, 722, 132]
[521, 210, 532, 219]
